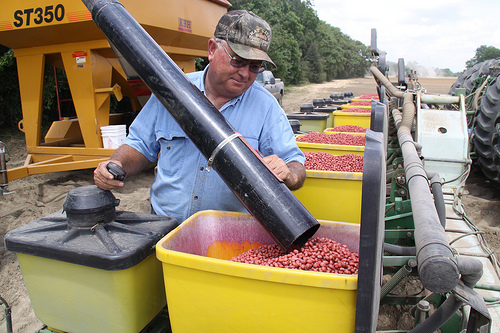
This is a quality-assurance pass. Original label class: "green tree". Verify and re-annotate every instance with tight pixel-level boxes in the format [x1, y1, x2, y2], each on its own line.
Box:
[0, 45, 22, 133]
[228, 0, 370, 84]
[466, 45, 500, 68]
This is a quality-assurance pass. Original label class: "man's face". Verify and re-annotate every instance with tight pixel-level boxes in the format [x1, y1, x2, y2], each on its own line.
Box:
[207, 39, 260, 99]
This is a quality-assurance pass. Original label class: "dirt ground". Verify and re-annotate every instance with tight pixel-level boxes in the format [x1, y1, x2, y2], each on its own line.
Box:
[1, 77, 500, 332]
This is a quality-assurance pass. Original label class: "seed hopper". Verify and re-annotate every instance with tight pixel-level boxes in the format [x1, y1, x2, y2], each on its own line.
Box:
[0, 0, 230, 183]
[1, 2, 500, 333]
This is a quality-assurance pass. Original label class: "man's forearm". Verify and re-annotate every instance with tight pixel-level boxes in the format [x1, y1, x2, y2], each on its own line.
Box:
[110, 144, 151, 177]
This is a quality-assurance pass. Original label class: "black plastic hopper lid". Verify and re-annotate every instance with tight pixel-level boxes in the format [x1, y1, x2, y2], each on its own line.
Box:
[300, 103, 314, 113]
[63, 185, 119, 227]
[5, 185, 178, 270]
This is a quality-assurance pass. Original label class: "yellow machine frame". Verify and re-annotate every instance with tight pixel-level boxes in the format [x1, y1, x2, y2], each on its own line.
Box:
[0, 0, 230, 181]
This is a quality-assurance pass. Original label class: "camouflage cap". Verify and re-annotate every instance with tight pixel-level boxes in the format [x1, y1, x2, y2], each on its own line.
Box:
[214, 10, 276, 68]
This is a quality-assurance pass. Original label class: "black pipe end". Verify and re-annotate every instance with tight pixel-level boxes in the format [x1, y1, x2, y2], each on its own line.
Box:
[419, 257, 460, 293]
[289, 223, 320, 250]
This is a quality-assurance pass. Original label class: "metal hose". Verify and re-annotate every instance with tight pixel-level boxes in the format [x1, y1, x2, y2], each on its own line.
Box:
[380, 260, 415, 298]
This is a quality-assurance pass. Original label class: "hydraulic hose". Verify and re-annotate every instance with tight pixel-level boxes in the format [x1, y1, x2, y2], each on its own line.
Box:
[80, 0, 319, 250]
[392, 93, 460, 293]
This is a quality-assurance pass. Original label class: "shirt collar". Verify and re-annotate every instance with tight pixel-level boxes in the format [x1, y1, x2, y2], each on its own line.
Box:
[199, 64, 251, 112]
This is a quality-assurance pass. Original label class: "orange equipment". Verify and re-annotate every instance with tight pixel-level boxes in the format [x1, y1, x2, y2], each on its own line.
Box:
[0, 0, 230, 181]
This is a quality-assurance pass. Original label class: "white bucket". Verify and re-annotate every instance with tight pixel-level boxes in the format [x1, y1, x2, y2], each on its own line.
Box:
[101, 125, 126, 149]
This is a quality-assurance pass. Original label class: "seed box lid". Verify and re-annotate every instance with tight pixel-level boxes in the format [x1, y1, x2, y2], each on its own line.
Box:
[5, 209, 178, 271]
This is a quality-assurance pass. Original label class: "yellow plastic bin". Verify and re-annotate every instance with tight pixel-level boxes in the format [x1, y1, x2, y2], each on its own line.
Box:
[315, 107, 336, 128]
[156, 210, 359, 333]
[287, 111, 329, 132]
[293, 170, 363, 223]
[4, 186, 178, 333]
[14, 253, 165, 333]
[296, 134, 365, 156]
[332, 110, 371, 129]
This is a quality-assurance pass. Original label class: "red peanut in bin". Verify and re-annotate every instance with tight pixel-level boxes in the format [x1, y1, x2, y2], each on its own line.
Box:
[296, 132, 366, 146]
[230, 237, 359, 275]
[339, 107, 371, 113]
[326, 125, 367, 133]
[304, 152, 363, 172]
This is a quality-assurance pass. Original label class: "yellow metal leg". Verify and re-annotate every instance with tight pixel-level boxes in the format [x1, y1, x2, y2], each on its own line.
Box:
[61, 49, 113, 148]
[15, 53, 45, 148]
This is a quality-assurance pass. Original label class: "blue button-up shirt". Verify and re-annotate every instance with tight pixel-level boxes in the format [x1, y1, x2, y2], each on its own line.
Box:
[125, 66, 305, 224]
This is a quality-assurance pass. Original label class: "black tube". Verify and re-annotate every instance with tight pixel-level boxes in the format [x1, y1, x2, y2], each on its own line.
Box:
[427, 171, 446, 228]
[0, 295, 12, 333]
[81, 0, 319, 250]
[408, 295, 463, 333]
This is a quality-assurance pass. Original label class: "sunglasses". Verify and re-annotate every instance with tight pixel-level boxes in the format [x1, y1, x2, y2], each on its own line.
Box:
[219, 42, 266, 74]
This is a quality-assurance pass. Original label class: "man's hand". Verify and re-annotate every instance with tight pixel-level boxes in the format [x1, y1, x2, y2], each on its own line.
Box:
[263, 155, 306, 190]
[94, 160, 125, 190]
[94, 144, 151, 190]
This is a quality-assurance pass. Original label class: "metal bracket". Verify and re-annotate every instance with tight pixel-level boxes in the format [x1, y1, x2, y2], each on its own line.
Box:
[206, 133, 241, 172]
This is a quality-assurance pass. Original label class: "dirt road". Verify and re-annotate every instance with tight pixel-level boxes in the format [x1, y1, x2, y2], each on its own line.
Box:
[1, 77, 499, 332]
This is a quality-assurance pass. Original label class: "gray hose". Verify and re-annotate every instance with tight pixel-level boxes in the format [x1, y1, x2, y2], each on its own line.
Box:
[384, 242, 416, 256]
[456, 256, 483, 288]
[370, 64, 404, 99]
[393, 93, 459, 293]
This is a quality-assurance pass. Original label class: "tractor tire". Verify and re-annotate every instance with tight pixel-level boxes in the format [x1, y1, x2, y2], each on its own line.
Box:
[472, 75, 500, 187]
[463, 59, 500, 95]
[449, 58, 500, 96]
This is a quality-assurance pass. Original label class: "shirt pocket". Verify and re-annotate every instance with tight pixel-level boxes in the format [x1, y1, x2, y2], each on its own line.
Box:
[158, 132, 188, 178]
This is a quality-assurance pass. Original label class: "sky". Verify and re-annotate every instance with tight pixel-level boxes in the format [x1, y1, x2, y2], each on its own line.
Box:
[311, 0, 500, 73]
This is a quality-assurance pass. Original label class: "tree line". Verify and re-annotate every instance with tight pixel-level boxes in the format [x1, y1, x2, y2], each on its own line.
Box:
[1, 0, 499, 134]
[225, 0, 372, 84]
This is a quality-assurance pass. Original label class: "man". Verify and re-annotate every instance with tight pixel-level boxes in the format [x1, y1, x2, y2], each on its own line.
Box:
[94, 10, 306, 223]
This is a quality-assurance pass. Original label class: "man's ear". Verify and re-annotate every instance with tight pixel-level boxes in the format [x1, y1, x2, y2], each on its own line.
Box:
[207, 38, 218, 61]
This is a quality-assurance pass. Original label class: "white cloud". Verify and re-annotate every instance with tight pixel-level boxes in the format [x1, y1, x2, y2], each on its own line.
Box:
[311, 0, 500, 72]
